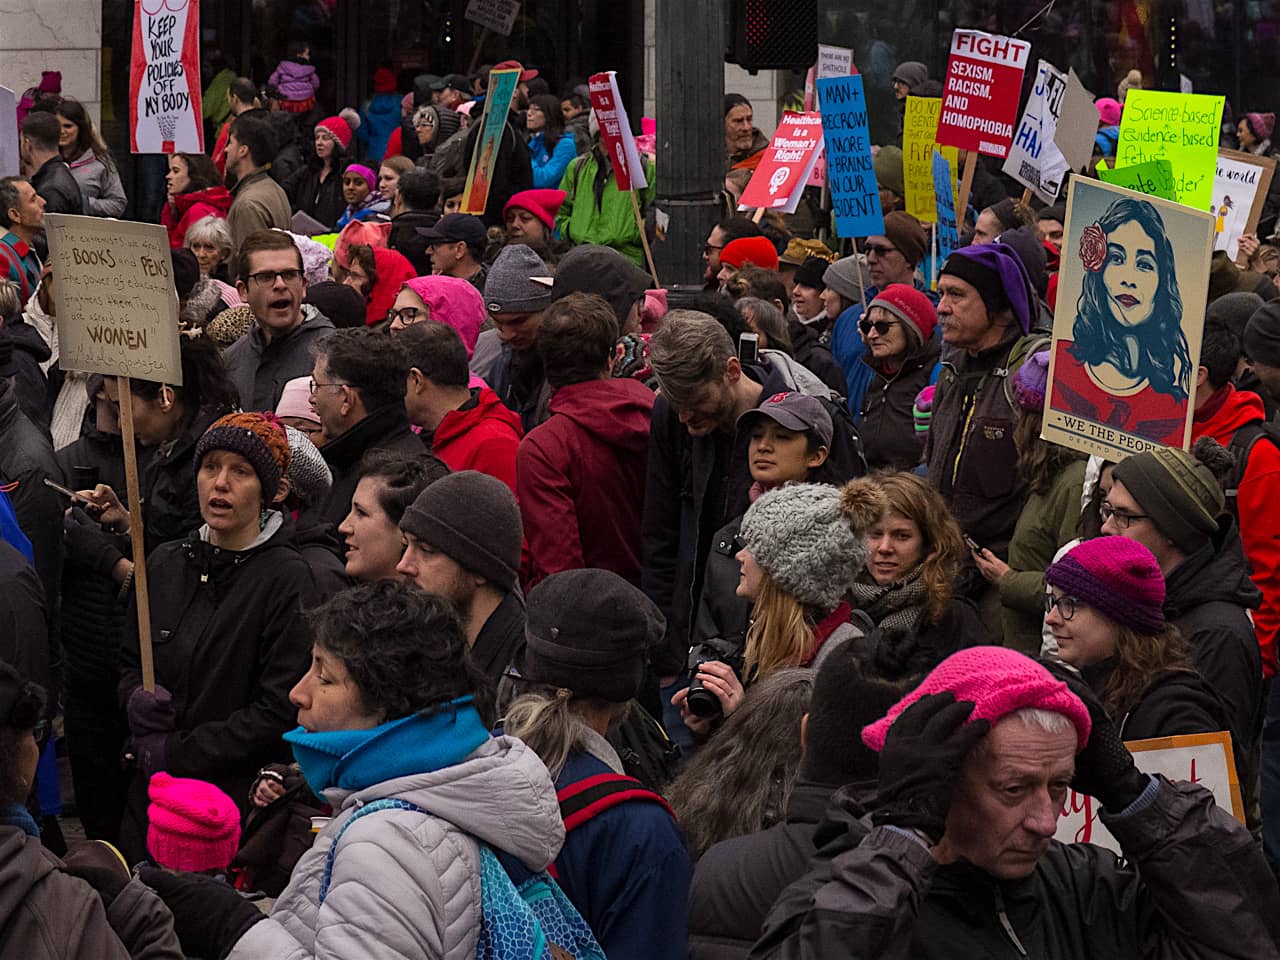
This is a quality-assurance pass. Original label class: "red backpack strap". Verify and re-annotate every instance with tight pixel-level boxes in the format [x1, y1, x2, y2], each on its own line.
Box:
[556, 773, 675, 832]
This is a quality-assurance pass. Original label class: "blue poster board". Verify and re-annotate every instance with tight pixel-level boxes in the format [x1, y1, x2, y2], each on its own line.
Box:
[933, 150, 959, 263]
[817, 74, 884, 237]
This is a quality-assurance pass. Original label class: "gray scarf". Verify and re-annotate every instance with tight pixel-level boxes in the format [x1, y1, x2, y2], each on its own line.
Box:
[849, 567, 928, 634]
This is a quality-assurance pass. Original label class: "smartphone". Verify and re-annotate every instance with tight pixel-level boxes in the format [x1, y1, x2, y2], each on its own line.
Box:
[738, 332, 759, 365]
[963, 534, 983, 554]
[42, 477, 97, 507]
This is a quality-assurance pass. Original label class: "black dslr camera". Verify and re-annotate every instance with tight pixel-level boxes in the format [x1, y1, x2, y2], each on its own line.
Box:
[685, 638, 746, 719]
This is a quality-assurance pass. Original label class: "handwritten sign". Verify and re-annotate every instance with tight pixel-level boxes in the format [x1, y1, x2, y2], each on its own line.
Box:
[460, 68, 520, 216]
[1002, 60, 1068, 204]
[129, 0, 203, 153]
[1213, 148, 1278, 260]
[739, 112, 824, 213]
[1056, 732, 1242, 850]
[903, 97, 958, 222]
[463, 0, 520, 36]
[1116, 89, 1224, 211]
[45, 214, 181, 384]
[936, 29, 1031, 159]
[1053, 69, 1098, 176]
[932, 150, 959, 263]
[588, 71, 647, 193]
[817, 74, 883, 237]
[817, 45, 855, 80]
[1096, 159, 1177, 201]
[0, 86, 16, 178]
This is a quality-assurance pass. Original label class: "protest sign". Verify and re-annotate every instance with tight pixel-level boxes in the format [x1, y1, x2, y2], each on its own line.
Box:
[739, 112, 824, 213]
[1213, 148, 1277, 260]
[935, 29, 1031, 159]
[588, 71, 648, 192]
[0, 87, 16, 178]
[463, 0, 520, 36]
[932, 150, 959, 263]
[1055, 732, 1242, 850]
[1043, 177, 1214, 462]
[460, 67, 521, 216]
[129, 0, 203, 153]
[1001, 60, 1068, 204]
[817, 74, 883, 237]
[1115, 89, 1224, 211]
[1096, 159, 1177, 201]
[817, 45, 855, 80]
[903, 97, 958, 222]
[1053, 69, 1098, 176]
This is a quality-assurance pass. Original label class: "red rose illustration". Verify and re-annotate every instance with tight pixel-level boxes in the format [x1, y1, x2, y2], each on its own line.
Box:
[1079, 223, 1107, 272]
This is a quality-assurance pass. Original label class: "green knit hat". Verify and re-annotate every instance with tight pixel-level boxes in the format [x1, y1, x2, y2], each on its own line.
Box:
[1112, 447, 1224, 554]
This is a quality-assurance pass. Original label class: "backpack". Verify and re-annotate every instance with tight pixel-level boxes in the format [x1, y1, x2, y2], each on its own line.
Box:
[555, 772, 675, 837]
[318, 798, 605, 960]
[604, 702, 681, 792]
[1225, 419, 1280, 522]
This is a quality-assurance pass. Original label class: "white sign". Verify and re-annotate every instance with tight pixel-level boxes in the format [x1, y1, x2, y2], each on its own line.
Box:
[1213, 149, 1278, 261]
[1002, 60, 1068, 204]
[45, 214, 182, 384]
[464, 0, 520, 36]
[816, 45, 855, 81]
[0, 87, 16, 178]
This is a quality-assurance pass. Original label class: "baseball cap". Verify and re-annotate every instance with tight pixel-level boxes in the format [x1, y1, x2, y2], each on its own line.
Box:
[737, 391, 834, 446]
[416, 213, 487, 249]
[493, 60, 539, 83]
[439, 73, 471, 92]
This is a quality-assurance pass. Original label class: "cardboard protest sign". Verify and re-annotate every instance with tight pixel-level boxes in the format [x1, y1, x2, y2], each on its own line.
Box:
[588, 71, 647, 192]
[932, 150, 959, 262]
[460, 68, 521, 215]
[463, 0, 520, 36]
[1002, 60, 1068, 204]
[739, 113, 824, 213]
[129, 0, 203, 153]
[804, 45, 857, 187]
[45, 214, 181, 383]
[1054, 70, 1099, 176]
[903, 97, 958, 222]
[1096, 159, 1177, 201]
[817, 74, 883, 237]
[1056, 732, 1242, 850]
[0, 87, 16, 178]
[1043, 177, 1214, 462]
[1116, 90, 1224, 211]
[1213, 148, 1278, 261]
[936, 29, 1031, 159]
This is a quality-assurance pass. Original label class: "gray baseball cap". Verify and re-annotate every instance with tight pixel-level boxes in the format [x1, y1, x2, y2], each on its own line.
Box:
[737, 391, 834, 446]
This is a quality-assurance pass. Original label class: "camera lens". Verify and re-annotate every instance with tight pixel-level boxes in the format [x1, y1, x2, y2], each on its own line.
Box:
[685, 677, 723, 719]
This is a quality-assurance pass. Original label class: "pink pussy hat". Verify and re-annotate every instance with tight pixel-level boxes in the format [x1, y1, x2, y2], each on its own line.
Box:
[146, 772, 242, 872]
[862, 646, 1092, 753]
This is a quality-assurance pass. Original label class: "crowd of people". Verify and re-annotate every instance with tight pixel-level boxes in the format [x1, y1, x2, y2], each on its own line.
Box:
[0, 42, 1278, 960]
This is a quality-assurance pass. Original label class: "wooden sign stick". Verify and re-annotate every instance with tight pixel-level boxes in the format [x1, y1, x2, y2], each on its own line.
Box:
[851, 236, 869, 313]
[116, 375, 155, 692]
[956, 150, 979, 227]
[630, 188, 661, 287]
[1020, 187, 1033, 206]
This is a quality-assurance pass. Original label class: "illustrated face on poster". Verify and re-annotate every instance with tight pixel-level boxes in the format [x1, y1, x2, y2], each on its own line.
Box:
[1043, 178, 1214, 461]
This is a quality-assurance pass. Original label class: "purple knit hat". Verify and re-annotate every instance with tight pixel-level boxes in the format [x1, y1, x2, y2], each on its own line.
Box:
[344, 163, 378, 192]
[1046, 536, 1165, 634]
[862, 646, 1092, 753]
[1246, 112, 1276, 141]
[940, 244, 1038, 334]
[1012, 349, 1049, 411]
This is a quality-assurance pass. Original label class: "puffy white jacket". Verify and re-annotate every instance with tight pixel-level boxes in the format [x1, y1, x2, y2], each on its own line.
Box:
[226, 735, 564, 960]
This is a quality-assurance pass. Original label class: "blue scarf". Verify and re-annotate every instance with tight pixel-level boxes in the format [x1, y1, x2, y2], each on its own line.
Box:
[0, 802, 39, 837]
[283, 697, 489, 794]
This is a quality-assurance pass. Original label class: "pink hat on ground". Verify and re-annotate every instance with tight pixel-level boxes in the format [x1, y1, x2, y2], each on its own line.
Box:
[276, 376, 320, 424]
[403, 275, 486, 357]
[146, 772, 241, 872]
[862, 647, 1092, 753]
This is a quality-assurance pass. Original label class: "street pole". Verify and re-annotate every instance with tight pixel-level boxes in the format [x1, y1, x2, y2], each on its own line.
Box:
[653, 0, 724, 288]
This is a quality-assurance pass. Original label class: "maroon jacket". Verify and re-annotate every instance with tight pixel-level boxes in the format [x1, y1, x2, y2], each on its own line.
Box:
[517, 377, 655, 586]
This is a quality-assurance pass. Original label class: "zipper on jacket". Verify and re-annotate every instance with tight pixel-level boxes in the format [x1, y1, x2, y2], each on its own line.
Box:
[993, 888, 1029, 957]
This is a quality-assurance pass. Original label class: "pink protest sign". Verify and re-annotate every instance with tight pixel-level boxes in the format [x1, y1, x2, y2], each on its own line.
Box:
[588, 72, 647, 192]
[129, 0, 203, 153]
[936, 28, 1031, 159]
[739, 112, 824, 213]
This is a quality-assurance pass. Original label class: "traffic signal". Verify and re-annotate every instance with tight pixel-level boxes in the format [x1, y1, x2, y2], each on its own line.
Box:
[725, 0, 817, 73]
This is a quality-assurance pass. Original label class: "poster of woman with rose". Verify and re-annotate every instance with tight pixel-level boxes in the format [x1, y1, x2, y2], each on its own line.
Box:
[1042, 176, 1216, 462]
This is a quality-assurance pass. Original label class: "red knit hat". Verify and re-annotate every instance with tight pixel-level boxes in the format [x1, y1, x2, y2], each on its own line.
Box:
[146, 772, 242, 872]
[504, 188, 567, 230]
[862, 647, 1092, 753]
[316, 108, 361, 151]
[373, 68, 397, 94]
[720, 236, 779, 271]
[1046, 536, 1166, 634]
[866, 283, 937, 343]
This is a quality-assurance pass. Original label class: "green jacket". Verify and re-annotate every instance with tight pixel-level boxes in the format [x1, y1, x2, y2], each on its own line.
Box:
[556, 149, 655, 267]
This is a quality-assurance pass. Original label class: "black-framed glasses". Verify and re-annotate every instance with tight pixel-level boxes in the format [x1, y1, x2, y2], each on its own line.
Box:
[246, 268, 303, 287]
[703, 243, 724, 256]
[387, 306, 426, 326]
[1044, 593, 1079, 620]
[859, 318, 899, 336]
[308, 378, 348, 394]
[1099, 502, 1151, 529]
[863, 243, 899, 258]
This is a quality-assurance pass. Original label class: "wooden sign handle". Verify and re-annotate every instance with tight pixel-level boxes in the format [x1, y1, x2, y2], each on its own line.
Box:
[956, 150, 979, 228]
[630, 188, 661, 288]
[851, 236, 868, 313]
[116, 376, 155, 692]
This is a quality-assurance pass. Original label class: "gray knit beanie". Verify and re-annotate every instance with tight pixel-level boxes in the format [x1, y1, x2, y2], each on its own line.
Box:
[822, 256, 870, 305]
[738, 481, 886, 611]
[399, 470, 522, 590]
[484, 244, 553, 314]
[282, 425, 332, 508]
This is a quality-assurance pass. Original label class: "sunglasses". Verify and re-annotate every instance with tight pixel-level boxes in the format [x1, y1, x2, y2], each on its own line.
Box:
[863, 243, 899, 257]
[859, 317, 899, 336]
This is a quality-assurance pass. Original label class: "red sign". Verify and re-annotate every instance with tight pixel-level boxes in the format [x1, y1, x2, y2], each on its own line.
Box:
[739, 112, 824, 213]
[935, 28, 1030, 159]
[129, 0, 203, 154]
[588, 71, 646, 192]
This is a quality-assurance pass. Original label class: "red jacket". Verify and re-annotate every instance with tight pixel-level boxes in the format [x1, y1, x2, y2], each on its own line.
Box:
[431, 387, 522, 493]
[1193, 384, 1280, 675]
[161, 186, 233, 249]
[517, 377, 655, 587]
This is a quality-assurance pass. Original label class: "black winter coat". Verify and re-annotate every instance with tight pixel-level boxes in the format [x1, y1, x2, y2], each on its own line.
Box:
[388, 209, 438, 276]
[471, 590, 526, 682]
[288, 160, 349, 231]
[1079, 660, 1232, 742]
[317, 403, 425, 528]
[139, 406, 227, 553]
[1, 317, 51, 432]
[0, 539, 49, 707]
[785, 321, 846, 397]
[462, 117, 533, 227]
[691, 516, 750, 651]
[849, 596, 990, 682]
[859, 335, 940, 471]
[293, 514, 350, 599]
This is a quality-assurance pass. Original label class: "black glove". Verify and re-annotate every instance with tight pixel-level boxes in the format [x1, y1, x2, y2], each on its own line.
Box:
[138, 867, 264, 960]
[871, 692, 990, 844]
[1042, 660, 1149, 811]
[63, 507, 125, 578]
[62, 840, 131, 909]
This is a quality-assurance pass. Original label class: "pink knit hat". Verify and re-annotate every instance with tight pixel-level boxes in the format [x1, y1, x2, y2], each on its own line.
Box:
[1246, 112, 1277, 141]
[344, 163, 378, 192]
[333, 219, 390, 269]
[1046, 536, 1165, 634]
[403, 275, 485, 357]
[276, 376, 320, 424]
[146, 772, 241, 872]
[1095, 97, 1123, 127]
[862, 647, 1092, 753]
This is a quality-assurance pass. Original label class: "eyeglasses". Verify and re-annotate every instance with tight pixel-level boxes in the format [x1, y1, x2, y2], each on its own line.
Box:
[1044, 593, 1079, 621]
[703, 243, 724, 256]
[414, 118, 436, 129]
[863, 243, 899, 258]
[387, 306, 426, 326]
[1099, 502, 1151, 529]
[859, 318, 899, 336]
[308, 378, 348, 394]
[246, 268, 303, 287]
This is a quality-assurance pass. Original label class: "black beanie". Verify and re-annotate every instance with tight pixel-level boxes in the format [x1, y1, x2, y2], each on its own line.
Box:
[304, 281, 367, 329]
[1209, 291, 1265, 342]
[792, 256, 829, 291]
[171, 248, 200, 301]
[516, 569, 665, 703]
[1245, 300, 1280, 368]
[1111, 447, 1224, 555]
[939, 251, 1009, 315]
[400, 470, 522, 590]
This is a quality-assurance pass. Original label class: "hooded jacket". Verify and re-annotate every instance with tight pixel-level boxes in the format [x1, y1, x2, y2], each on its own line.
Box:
[269, 59, 320, 103]
[557, 147, 656, 268]
[360, 92, 403, 163]
[2, 314, 52, 430]
[364, 247, 417, 326]
[1191, 383, 1280, 676]
[517, 377, 655, 586]
[318, 403, 425, 527]
[1079, 660, 1233, 745]
[289, 160, 350, 232]
[858, 331, 940, 470]
[225, 736, 564, 960]
[222, 304, 335, 411]
[66, 149, 127, 218]
[161, 185, 233, 249]
[430, 386, 522, 493]
[786, 319, 846, 397]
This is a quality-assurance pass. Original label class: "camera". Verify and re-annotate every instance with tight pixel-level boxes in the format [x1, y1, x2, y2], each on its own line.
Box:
[685, 638, 746, 719]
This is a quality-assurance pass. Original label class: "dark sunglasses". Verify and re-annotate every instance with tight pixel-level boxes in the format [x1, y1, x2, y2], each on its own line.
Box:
[863, 243, 899, 257]
[859, 317, 898, 336]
